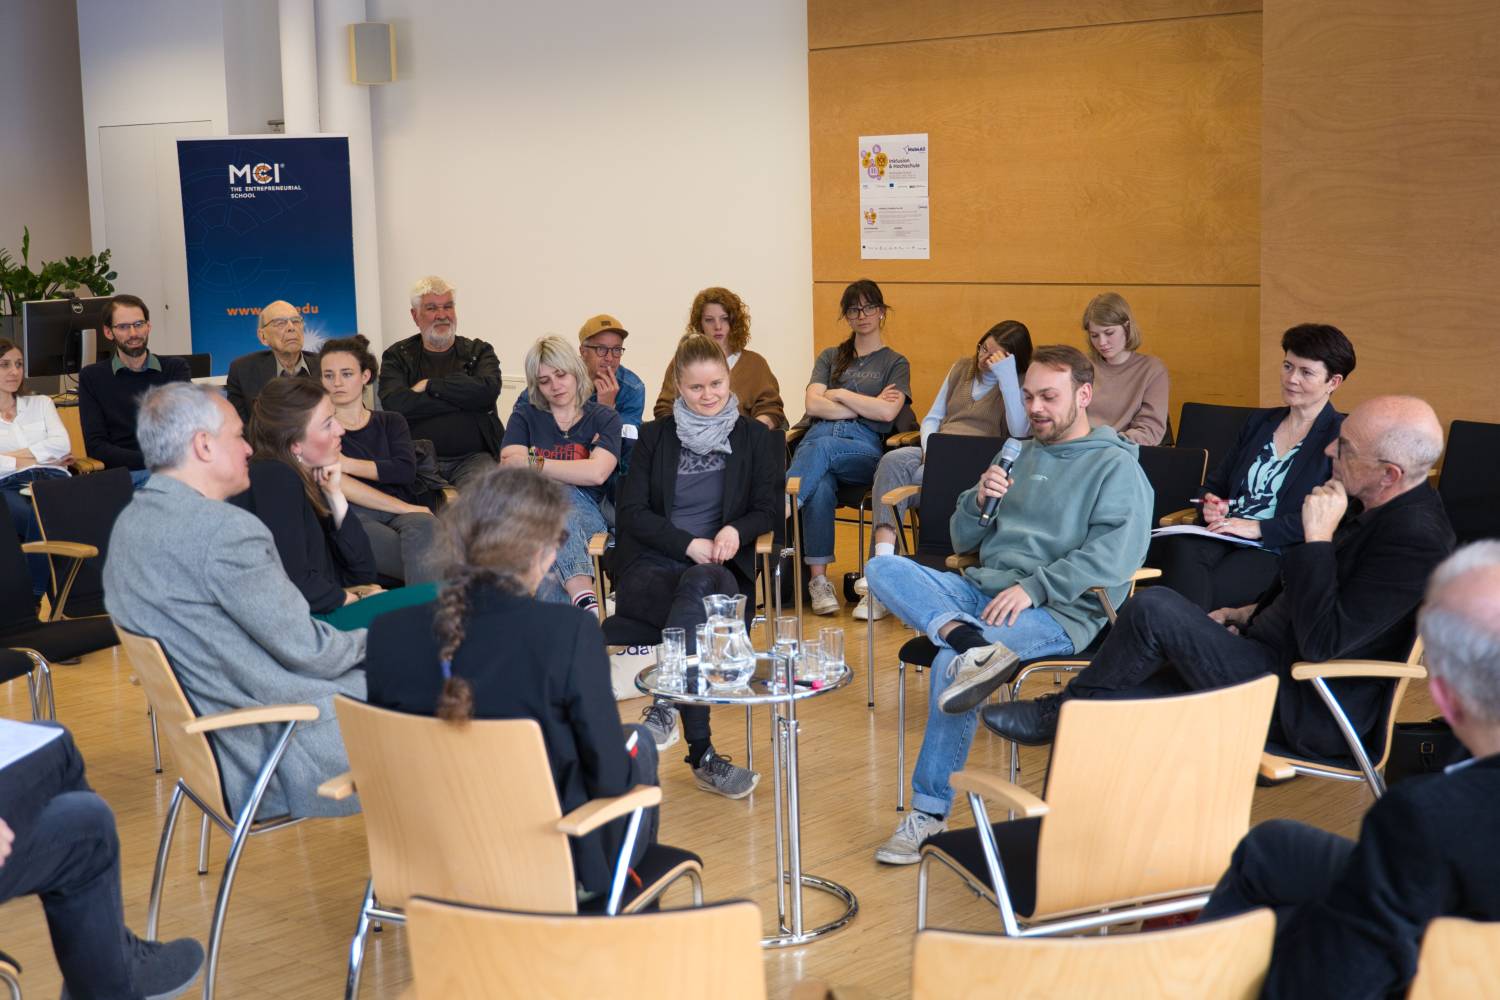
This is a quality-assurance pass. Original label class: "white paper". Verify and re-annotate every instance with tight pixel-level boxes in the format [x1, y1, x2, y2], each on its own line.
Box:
[0, 718, 63, 773]
[859, 133, 930, 260]
[1151, 524, 1266, 550]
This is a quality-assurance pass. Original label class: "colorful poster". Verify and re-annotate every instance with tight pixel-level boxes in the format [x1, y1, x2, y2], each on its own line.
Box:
[177, 136, 357, 375]
[858, 133, 929, 260]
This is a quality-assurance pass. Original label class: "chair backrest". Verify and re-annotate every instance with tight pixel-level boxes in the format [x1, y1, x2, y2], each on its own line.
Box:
[114, 627, 233, 819]
[911, 907, 1274, 1000]
[31, 466, 134, 617]
[331, 696, 579, 913]
[1363, 636, 1426, 772]
[0, 526, 42, 634]
[160, 353, 212, 378]
[1032, 675, 1277, 918]
[55, 403, 89, 464]
[1138, 445, 1208, 525]
[405, 897, 766, 1000]
[1175, 402, 1259, 473]
[914, 433, 1006, 558]
[1437, 419, 1500, 545]
[1407, 917, 1500, 1000]
[767, 429, 787, 547]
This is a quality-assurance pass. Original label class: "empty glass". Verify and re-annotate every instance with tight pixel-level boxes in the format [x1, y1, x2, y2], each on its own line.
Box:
[796, 641, 823, 684]
[819, 627, 845, 683]
[773, 616, 801, 691]
[659, 627, 686, 691]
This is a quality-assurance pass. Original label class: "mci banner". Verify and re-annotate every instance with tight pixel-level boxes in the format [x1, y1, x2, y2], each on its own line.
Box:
[177, 136, 357, 375]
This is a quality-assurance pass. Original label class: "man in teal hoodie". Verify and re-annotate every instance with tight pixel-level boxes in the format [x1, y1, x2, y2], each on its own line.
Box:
[868, 344, 1153, 864]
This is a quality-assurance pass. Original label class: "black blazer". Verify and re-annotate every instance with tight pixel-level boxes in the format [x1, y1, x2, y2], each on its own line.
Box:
[225, 349, 319, 423]
[1199, 402, 1343, 549]
[1245, 483, 1455, 758]
[362, 587, 631, 896]
[614, 415, 781, 586]
[1265, 754, 1500, 998]
[228, 459, 377, 614]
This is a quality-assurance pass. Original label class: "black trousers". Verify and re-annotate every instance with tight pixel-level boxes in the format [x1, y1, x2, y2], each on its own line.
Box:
[616, 554, 746, 754]
[1150, 534, 1282, 613]
[1200, 818, 1353, 920]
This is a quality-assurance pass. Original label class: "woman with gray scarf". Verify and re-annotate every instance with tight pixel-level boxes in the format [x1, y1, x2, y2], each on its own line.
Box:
[614, 334, 783, 798]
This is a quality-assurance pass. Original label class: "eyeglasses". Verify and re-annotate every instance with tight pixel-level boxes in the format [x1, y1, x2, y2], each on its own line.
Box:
[844, 304, 881, 319]
[420, 302, 455, 315]
[583, 344, 626, 358]
[261, 317, 305, 331]
[109, 320, 149, 333]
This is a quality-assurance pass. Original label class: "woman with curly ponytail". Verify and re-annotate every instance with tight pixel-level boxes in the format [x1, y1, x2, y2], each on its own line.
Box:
[362, 466, 661, 899]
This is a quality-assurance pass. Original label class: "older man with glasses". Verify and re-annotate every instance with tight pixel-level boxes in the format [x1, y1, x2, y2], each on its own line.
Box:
[225, 298, 320, 423]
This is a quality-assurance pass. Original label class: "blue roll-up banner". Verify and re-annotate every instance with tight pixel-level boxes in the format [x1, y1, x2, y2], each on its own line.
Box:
[176, 136, 357, 376]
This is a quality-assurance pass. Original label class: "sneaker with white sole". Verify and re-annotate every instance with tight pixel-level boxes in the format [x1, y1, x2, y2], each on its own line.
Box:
[693, 748, 760, 798]
[640, 702, 680, 750]
[808, 575, 839, 615]
[853, 592, 889, 621]
[936, 640, 1022, 715]
[874, 810, 948, 865]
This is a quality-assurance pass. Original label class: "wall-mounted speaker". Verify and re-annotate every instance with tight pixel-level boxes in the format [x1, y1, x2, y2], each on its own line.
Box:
[349, 22, 396, 85]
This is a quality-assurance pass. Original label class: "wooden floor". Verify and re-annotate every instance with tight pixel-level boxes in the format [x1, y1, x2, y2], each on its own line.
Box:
[0, 524, 1432, 999]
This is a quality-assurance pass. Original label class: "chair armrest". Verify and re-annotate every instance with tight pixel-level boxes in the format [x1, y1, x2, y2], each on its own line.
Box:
[1290, 661, 1427, 682]
[785, 425, 806, 448]
[886, 430, 920, 448]
[951, 770, 1050, 819]
[945, 552, 979, 571]
[755, 530, 774, 556]
[183, 703, 320, 734]
[1259, 753, 1297, 781]
[439, 486, 459, 505]
[587, 531, 611, 557]
[881, 484, 921, 507]
[1131, 567, 1162, 582]
[1159, 508, 1197, 527]
[21, 540, 99, 560]
[556, 784, 662, 837]
[317, 771, 357, 800]
[70, 457, 104, 474]
[785, 475, 801, 497]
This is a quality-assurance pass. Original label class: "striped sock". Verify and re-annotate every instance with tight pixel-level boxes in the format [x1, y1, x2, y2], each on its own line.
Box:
[572, 590, 599, 614]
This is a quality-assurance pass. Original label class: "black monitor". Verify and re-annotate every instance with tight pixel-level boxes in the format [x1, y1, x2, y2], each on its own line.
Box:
[21, 296, 113, 377]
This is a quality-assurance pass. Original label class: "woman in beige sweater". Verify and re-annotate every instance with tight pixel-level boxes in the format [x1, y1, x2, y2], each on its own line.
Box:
[1080, 292, 1170, 446]
[653, 286, 786, 430]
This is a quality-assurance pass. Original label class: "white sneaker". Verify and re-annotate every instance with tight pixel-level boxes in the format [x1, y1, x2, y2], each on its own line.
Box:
[854, 576, 870, 596]
[808, 575, 839, 615]
[853, 593, 890, 621]
[875, 811, 948, 865]
[936, 641, 1022, 715]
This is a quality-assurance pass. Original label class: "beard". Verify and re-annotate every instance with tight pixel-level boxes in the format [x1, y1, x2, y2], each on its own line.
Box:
[421, 319, 458, 347]
[1032, 400, 1080, 445]
[116, 340, 149, 359]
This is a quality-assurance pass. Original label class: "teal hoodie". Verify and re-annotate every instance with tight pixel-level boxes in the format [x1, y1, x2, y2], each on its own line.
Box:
[949, 426, 1153, 652]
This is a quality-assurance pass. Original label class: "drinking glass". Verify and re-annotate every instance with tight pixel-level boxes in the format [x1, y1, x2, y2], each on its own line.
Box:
[796, 641, 823, 684]
[659, 627, 686, 691]
[773, 616, 801, 690]
[819, 627, 845, 683]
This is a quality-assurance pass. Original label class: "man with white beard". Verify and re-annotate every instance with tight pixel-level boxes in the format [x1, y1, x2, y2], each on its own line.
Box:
[378, 275, 503, 490]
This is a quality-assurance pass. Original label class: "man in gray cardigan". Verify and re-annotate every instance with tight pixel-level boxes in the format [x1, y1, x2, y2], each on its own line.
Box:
[104, 383, 366, 819]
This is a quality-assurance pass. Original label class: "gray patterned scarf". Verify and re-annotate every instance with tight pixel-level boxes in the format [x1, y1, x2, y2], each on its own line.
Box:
[673, 392, 741, 456]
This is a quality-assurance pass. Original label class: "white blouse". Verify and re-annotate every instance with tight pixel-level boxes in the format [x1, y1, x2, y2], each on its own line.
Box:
[0, 394, 72, 479]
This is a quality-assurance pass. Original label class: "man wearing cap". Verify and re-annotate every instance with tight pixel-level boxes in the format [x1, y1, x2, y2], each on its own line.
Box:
[577, 313, 644, 477]
[379, 275, 502, 491]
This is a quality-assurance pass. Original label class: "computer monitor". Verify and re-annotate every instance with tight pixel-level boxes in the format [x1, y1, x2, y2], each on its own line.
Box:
[20, 296, 113, 377]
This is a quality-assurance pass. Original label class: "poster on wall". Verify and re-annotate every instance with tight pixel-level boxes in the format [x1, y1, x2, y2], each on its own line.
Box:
[859, 132, 929, 260]
[176, 136, 357, 376]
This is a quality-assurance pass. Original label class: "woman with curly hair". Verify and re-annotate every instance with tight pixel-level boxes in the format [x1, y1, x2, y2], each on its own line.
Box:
[652, 286, 786, 429]
[362, 466, 659, 902]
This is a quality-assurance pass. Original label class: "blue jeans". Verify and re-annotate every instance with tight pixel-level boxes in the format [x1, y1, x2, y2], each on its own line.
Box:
[2, 466, 70, 597]
[866, 554, 1074, 815]
[787, 420, 883, 564]
[538, 486, 611, 603]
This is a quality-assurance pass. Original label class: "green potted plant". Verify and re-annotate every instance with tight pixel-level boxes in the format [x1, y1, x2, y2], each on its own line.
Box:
[0, 227, 118, 342]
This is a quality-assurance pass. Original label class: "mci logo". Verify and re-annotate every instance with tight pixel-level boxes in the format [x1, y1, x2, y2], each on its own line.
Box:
[228, 162, 285, 185]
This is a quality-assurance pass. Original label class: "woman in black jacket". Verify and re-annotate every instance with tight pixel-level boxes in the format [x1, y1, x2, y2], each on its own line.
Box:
[363, 466, 658, 901]
[617, 334, 781, 799]
[1154, 323, 1355, 611]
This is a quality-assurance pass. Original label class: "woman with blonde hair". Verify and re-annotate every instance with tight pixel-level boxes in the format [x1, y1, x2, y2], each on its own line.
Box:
[362, 466, 659, 901]
[1080, 292, 1170, 446]
[500, 335, 622, 614]
[652, 286, 786, 429]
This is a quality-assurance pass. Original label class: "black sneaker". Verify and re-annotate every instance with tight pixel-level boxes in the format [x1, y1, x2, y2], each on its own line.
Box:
[62, 933, 204, 1000]
[692, 749, 760, 799]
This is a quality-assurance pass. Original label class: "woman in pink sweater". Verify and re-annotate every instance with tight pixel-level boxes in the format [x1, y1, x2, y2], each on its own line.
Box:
[1080, 292, 1170, 446]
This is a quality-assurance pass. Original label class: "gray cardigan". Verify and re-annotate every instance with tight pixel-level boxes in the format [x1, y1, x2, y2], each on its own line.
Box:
[103, 474, 367, 819]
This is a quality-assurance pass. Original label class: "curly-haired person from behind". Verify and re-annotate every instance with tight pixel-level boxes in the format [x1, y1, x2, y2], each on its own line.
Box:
[361, 467, 660, 901]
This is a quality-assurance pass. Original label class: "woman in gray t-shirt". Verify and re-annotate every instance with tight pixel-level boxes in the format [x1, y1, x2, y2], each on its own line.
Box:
[788, 279, 911, 615]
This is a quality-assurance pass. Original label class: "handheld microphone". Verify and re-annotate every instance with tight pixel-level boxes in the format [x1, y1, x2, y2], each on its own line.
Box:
[977, 438, 1025, 528]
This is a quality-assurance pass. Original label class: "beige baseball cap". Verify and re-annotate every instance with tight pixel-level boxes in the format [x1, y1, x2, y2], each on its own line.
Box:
[578, 313, 629, 342]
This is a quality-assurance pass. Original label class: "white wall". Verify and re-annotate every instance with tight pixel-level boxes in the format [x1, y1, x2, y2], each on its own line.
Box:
[366, 0, 814, 420]
[223, 0, 284, 134]
[0, 1, 91, 265]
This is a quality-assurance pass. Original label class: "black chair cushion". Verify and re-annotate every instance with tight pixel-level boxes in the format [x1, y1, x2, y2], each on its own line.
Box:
[580, 842, 702, 913]
[922, 816, 1042, 917]
[1, 617, 119, 662]
[0, 649, 33, 685]
[835, 483, 872, 509]
[601, 616, 662, 648]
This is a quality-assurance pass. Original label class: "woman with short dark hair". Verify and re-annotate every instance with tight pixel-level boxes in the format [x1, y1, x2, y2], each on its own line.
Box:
[0, 338, 72, 595]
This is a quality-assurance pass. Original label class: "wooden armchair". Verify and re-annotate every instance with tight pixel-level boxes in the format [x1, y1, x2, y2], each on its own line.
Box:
[918, 675, 1276, 935]
[1408, 917, 1500, 1000]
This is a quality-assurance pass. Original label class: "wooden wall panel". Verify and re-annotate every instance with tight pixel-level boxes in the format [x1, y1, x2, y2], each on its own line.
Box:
[1261, 0, 1500, 429]
[810, 0, 1259, 50]
[809, 282, 1260, 429]
[809, 15, 1262, 287]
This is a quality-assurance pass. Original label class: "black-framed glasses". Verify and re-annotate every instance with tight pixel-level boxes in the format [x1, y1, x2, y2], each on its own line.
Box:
[583, 344, 626, 358]
[109, 320, 148, 333]
[844, 304, 881, 319]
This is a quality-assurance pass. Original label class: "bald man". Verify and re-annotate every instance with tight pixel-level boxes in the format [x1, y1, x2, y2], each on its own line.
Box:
[986, 395, 1456, 760]
[1199, 541, 1500, 999]
[225, 299, 319, 422]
